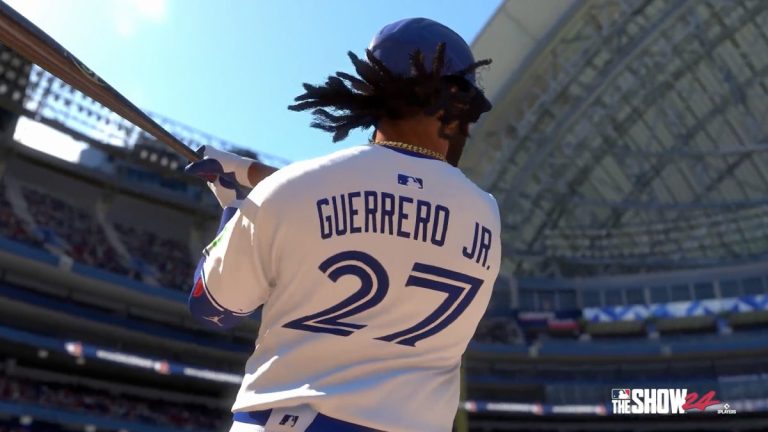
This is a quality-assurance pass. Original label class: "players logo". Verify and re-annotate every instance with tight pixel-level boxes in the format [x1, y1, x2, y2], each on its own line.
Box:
[717, 403, 737, 415]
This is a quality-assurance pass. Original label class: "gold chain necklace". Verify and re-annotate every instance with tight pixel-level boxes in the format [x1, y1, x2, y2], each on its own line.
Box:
[373, 141, 447, 162]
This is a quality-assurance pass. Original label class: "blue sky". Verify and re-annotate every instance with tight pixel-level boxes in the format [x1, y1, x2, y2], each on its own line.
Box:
[7, 0, 502, 164]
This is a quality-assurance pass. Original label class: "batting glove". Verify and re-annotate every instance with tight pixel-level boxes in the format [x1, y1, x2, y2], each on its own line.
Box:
[185, 146, 258, 208]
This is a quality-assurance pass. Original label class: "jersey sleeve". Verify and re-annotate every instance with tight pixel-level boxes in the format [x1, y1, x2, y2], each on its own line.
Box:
[199, 199, 272, 314]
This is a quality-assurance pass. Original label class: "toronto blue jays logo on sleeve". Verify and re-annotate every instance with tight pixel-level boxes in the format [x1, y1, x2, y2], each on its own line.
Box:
[397, 173, 423, 189]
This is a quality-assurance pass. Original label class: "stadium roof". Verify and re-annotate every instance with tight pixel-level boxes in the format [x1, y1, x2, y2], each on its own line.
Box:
[0, 54, 290, 169]
[465, 0, 768, 278]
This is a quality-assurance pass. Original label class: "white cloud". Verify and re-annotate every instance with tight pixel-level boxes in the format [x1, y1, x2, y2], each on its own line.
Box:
[134, 0, 168, 21]
[113, 0, 168, 38]
[4, 0, 168, 39]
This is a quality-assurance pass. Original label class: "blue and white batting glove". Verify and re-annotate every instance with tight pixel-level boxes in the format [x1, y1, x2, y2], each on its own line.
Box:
[184, 146, 258, 208]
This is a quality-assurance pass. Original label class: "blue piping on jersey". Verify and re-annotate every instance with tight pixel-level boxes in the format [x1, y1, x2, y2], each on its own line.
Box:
[233, 410, 382, 431]
[189, 205, 249, 331]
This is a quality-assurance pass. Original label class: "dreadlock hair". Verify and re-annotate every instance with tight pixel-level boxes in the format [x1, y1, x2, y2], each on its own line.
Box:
[288, 43, 492, 166]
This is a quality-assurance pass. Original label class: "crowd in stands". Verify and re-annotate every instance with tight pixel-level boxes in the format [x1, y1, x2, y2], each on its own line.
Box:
[22, 188, 129, 276]
[473, 317, 523, 345]
[114, 223, 195, 291]
[0, 186, 42, 249]
[0, 374, 227, 431]
[0, 420, 108, 432]
[0, 184, 198, 291]
[0, 426, 34, 432]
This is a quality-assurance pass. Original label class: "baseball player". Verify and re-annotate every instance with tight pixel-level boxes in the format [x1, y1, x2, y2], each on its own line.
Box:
[185, 18, 500, 432]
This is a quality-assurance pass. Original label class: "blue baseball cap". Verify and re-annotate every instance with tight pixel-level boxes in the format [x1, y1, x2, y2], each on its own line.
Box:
[368, 17, 482, 86]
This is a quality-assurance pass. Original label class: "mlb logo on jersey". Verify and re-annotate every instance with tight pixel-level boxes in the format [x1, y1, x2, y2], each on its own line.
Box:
[612, 388, 631, 400]
[278, 415, 299, 427]
[397, 173, 423, 189]
[240, 405, 320, 431]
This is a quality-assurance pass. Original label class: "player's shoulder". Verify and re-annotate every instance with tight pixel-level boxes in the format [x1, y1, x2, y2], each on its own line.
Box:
[245, 146, 371, 202]
[446, 166, 495, 197]
[263, 146, 369, 182]
[279, 145, 371, 176]
[445, 165, 500, 222]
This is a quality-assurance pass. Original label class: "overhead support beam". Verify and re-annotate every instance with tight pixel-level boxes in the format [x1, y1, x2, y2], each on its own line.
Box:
[464, 0, 768, 277]
[490, 0, 693, 198]
[610, 142, 768, 158]
[571, 196, 768, 210]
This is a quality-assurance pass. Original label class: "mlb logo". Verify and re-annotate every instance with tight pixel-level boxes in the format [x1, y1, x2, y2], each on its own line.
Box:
[65, 341, 83, 357]
[612, 388, 631, 399]
[153, 360, 170, 375]
[279, 414, 299, 427]
[397, 173, 423, 189]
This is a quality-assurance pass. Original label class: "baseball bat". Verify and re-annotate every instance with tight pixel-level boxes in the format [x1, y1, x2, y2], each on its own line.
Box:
[0, 1, 277, 184]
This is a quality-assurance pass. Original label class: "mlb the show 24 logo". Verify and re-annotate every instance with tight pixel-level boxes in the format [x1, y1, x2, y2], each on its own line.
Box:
[611, 389, 736, 414]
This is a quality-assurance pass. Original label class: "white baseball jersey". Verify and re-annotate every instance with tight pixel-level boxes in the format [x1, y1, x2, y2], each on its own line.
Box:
[201, 144, 501, 432]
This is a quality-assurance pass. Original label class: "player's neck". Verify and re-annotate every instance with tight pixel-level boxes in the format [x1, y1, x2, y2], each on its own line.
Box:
[373, 116, 449, 159]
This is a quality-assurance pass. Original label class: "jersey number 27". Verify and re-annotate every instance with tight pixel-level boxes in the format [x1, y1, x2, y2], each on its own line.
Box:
[282, 250, 483, 347]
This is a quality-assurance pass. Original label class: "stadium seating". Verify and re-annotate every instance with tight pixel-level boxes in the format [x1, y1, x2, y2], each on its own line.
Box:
[4, 144, 768, 428]
[0, 421, 117, 432]
[0, 372, 228, 431]
[0, 183, 41, 249]
[0, 281, 251, 356]
[21, 187, 130, 276]
[473, 317, 523, 345]
[114, 223, 195, 291]
[5, 183, 768, 355]
[2, 184, 197, 291]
